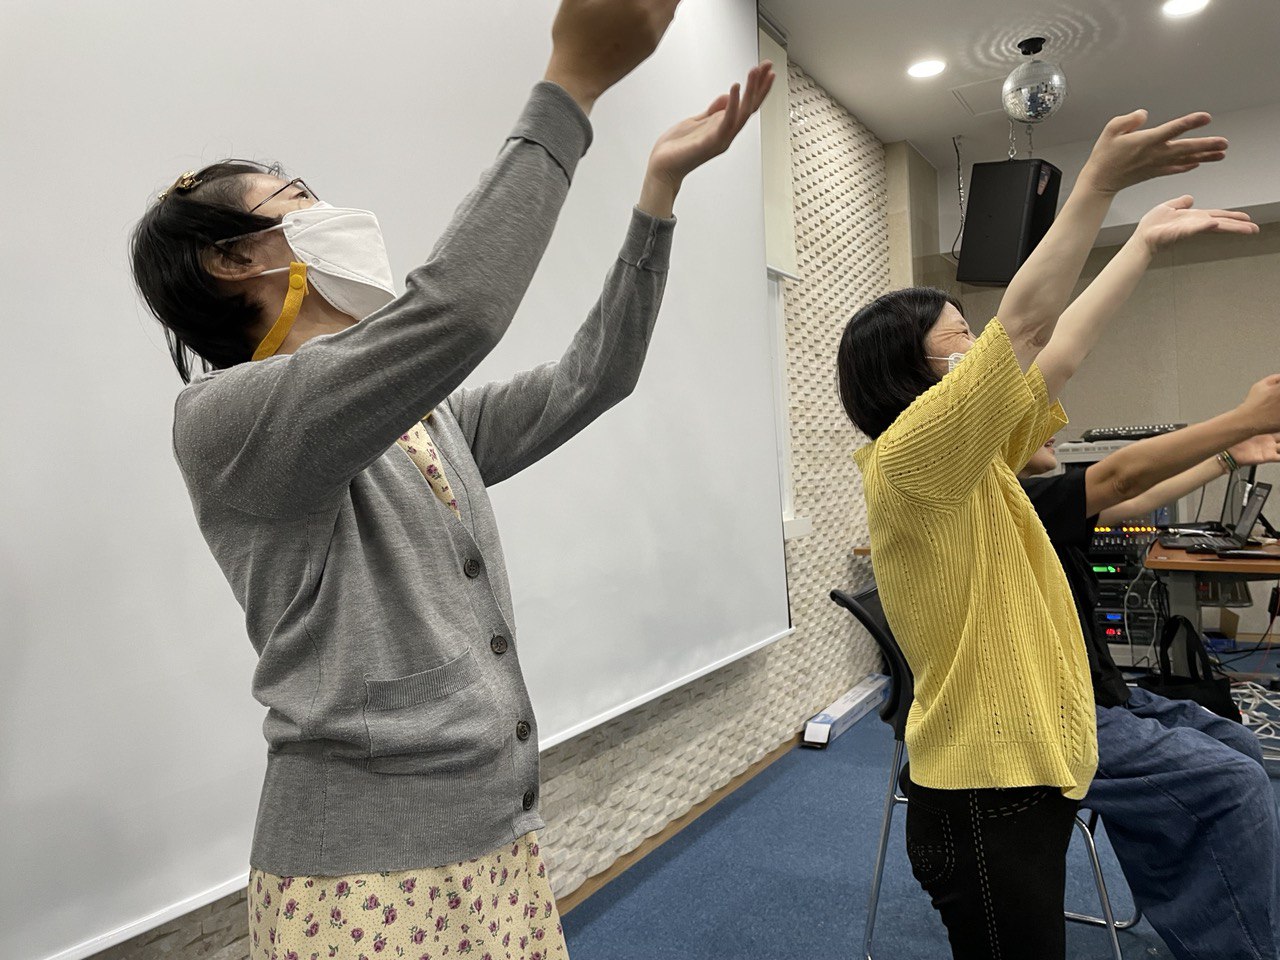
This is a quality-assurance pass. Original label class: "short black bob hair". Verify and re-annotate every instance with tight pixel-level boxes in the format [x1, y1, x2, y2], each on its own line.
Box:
[130, 161, 285, 383]
[836, 287, 966, 440]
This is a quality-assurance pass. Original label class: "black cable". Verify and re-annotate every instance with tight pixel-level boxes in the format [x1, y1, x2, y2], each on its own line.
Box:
[1220, 471, 1242, 527]
[1216, 578, 1280, 668]
[1154, 577, 1169, 662]
[1193, 483, 1207, 522]
[1216, 620, 1276, 669]
[950, 136, 965, 262]
[1258, 510, 1280, 539]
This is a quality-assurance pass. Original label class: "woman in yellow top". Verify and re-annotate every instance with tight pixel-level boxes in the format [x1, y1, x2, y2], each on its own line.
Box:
[836, 110, 1234, 960]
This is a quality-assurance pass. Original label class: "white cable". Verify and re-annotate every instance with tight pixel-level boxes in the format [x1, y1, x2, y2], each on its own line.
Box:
[1231, 681, 1280, 748]
[1123, 568, 1155, 668]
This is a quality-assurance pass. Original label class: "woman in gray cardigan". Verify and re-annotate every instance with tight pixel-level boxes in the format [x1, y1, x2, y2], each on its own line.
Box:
[129, 1, 774, 956]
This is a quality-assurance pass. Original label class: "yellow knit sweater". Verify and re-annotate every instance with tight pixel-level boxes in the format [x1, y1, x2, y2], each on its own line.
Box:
[853, 319, 1097, 799]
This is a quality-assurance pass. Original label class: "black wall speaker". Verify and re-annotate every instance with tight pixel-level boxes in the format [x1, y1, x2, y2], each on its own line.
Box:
[956, 158, 1062, 285]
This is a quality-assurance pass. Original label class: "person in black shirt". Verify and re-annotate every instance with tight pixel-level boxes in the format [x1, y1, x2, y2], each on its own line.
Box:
[1019, 402, 1280, 960]
[1021, 463, 1131, 708]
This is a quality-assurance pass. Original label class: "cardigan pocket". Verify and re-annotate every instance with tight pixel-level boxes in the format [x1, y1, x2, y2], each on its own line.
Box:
[364, 649, 504, 775]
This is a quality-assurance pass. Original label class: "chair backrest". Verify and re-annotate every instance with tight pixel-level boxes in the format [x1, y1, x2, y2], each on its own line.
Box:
[829, 584, 915, 741]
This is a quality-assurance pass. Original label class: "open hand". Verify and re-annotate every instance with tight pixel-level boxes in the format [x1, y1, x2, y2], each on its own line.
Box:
[1135, 195, 1258, 253]
[1079, 110, 1228, 195]
[638, 61, 776, 217]
[1230, 433, 1280, 467]
[546, 0, 683, 113]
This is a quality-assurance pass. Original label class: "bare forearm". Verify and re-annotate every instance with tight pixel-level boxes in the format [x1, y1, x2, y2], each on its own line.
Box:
[1090, 409, 1255, 513]
[997, 185, 1114, 371]
[1008, 104, 1233, 369]
[1098, 458, 1222, 524]
[1036, 236, 1152, 400]
[638, 172, 678, 219]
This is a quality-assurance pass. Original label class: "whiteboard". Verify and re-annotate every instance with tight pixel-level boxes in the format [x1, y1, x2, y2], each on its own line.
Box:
[0, 2, 789, 958]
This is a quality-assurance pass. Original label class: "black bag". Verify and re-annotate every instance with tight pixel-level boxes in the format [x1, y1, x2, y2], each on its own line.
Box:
[1136, 615, 1242, 723]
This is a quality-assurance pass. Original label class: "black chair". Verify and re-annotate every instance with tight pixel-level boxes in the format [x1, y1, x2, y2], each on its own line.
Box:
[830, 584, 1138, 960]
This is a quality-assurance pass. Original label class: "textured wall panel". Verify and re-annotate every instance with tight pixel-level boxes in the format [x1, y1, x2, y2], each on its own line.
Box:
[88, 63, 886, 958]
[89, 890, 249, 960]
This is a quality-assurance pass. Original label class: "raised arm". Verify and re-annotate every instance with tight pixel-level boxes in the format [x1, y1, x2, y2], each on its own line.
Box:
[450, 64, 774, 485]
[1098, 431, 1280, 524]
[1086, 376, 1280, 518]
[1036, 196, 1257, 401]
[996, 111, 1228, 373]
[174, 0, 683, 516]
[544, 0, 683, 116]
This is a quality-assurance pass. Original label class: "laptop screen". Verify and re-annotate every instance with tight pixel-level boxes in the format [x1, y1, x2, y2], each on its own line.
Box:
[1232, 482, 1272, 536]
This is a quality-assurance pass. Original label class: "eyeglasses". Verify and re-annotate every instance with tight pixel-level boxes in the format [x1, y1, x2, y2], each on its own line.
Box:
[212, 170, 320, 249]
[248, 177, 319, 213]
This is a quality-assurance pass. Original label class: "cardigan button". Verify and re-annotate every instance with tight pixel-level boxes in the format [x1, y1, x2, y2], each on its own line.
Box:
[522, 789, 536, 811]
[463, 558, 481, 579]
[490, 635, 509, 655]
[516, 720, 531, 741]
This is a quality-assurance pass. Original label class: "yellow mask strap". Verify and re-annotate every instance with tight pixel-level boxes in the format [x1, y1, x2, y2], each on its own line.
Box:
[252, 263, 308, 361]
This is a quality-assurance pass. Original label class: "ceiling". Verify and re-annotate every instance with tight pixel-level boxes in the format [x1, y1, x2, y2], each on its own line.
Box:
[763, 0, 1280, 176]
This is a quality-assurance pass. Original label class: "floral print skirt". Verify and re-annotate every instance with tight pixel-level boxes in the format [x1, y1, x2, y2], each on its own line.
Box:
[247, 832, 568, 960]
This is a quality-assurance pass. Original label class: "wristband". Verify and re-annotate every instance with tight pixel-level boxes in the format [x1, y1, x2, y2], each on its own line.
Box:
[1217, 450, 1240, 473]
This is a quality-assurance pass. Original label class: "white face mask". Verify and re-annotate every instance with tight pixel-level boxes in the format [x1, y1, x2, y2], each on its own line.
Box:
[241, 201, 398, 321]
[926, 351, 967, 374]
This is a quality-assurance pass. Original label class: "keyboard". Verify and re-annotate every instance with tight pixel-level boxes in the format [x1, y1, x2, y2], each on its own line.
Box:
[1158, 533, 1239, 550]
[1082, 423, 1187, 442]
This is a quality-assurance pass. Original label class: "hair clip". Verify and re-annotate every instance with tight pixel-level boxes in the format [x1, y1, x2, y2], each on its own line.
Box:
[158, 170, 202, 201]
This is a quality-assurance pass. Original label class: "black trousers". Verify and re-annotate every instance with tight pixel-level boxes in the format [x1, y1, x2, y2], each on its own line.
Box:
[905, 779, 1080, 960]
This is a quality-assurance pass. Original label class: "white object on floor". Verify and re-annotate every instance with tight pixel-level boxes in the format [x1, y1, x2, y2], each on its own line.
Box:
[803, 675, 889, 748]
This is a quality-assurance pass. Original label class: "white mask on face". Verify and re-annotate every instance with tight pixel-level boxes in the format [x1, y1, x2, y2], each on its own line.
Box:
[242, 201, 398, 320]
[926, 351, 967, 373]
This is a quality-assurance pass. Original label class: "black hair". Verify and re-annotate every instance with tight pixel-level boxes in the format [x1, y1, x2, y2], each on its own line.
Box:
[130, 161, 285, 383]
[836, 287, 966, 439]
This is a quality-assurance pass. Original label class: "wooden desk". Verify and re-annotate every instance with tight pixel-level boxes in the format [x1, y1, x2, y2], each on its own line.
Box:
[1145, 542, 1280, 576]
[1145, 541, 1280, 670]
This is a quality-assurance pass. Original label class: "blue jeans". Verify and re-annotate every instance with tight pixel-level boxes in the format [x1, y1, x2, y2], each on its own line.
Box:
[1087, 687, 1279, 960]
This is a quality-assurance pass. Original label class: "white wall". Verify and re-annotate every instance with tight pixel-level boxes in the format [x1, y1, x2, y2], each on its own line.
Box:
[938, 102, 1280, 254]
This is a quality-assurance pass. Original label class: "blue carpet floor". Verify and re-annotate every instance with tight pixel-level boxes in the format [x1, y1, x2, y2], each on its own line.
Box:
[563, 673, 1280, 960]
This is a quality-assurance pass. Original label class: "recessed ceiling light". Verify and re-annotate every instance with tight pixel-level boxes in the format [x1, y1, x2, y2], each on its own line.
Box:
[1162, 0, 1209, 17]
[907, 59, 947, 78]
